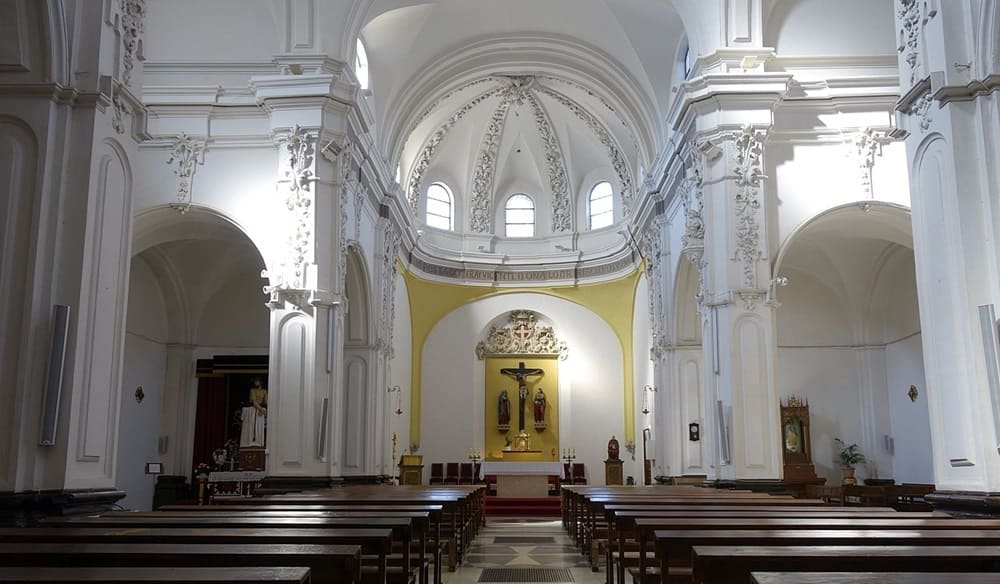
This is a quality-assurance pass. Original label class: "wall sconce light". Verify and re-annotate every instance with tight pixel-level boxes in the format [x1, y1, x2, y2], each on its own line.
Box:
[641, 385, 657, 415]
[908, 385, 919, 402]
[387, 385, 403, 415]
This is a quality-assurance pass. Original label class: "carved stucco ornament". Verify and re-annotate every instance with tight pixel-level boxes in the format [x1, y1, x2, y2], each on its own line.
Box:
[731, 125, 767, 289]
[166, 133, 206, 214]
[118, 0, 146, 87]
[475, 310, 569, 360]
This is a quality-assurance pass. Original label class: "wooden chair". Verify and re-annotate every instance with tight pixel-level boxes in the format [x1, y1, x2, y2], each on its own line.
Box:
[548, 474, 560, 495]
[428, 463, 444, 485]
[444, 463, 459, 485]
[572, 463, 587, 485]
[458, 463, 473, 485]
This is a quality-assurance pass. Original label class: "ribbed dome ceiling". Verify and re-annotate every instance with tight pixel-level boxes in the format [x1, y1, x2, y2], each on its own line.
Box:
[400, 73, 641, 237]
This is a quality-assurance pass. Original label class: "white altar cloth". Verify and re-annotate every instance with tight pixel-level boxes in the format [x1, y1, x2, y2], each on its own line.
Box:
[478, 461, 563, 479]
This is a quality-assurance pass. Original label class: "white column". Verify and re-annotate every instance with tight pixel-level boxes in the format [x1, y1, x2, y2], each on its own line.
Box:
[895, 0, 1000, 493]
[698, 121, 782, 482]
[251, 71, 354, 481]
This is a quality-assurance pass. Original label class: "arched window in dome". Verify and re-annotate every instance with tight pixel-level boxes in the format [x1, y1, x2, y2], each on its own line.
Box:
[588, 181, 614, 229]
[505, 194, 535, 237]
[425, 182, 453, 230]
[683, 43, 693, 78]
[355, 38, 370, 91]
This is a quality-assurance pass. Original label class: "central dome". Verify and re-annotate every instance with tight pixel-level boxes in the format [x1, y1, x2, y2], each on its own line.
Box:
[399, 73, 640, 247]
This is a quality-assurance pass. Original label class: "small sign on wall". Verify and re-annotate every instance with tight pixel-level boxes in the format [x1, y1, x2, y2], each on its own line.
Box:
[144, 462, 163, 475]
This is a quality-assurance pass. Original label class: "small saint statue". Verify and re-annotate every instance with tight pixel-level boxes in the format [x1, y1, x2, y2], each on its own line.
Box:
[607, 435, 620, 461]
[239, 377, 267, 448]
[533, 387, 546, 424]
[498, 390, 511, 426]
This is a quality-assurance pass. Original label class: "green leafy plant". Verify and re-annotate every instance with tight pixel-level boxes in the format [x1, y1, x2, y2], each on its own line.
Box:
[834, 438, 866, 467]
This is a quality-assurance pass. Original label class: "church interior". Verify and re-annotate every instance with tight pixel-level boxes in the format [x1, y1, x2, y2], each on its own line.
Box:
[3, 0, 1000, 581]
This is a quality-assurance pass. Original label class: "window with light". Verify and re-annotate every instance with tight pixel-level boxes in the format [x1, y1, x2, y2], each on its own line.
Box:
[505, 194, 535, 237]
[589, 181, 614, 229]
[355, 38, 369, 91]
[425, 183, 453, 230]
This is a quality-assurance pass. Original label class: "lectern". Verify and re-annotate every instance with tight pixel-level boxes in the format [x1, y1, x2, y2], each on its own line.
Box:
[604, 459, 624, 485]
[399, 454, 424, 485]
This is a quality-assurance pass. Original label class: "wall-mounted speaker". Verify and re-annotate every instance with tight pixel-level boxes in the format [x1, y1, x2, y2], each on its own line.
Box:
[39, 304, 71, 446]
[317, 397, 330, 459]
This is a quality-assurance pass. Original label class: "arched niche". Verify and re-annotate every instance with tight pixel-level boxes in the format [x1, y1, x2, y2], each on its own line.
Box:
[773, 202, 931, 486]
[117, 205, 268, 510]
[341, 245, 375, 475]
[419, 292, 624, 484]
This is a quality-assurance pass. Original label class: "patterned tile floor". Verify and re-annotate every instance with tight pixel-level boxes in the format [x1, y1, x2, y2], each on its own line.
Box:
[442, 517, 603, 584]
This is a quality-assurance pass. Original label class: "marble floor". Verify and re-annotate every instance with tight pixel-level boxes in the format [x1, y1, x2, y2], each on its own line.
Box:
[442, 517, 603, 584]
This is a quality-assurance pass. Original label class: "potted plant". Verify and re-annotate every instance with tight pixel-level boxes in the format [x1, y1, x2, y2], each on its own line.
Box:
[834, 438, 866, 485]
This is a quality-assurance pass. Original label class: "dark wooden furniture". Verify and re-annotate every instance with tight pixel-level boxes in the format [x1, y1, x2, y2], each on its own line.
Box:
[0, 566, 312, 584]
[695, 546, 1000, 584]
[0, 543, 360, 584]
[751, 573, 1000, 584]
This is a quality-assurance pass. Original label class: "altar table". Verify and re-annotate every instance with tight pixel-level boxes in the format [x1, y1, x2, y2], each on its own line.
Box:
[478, 461, 564, 498]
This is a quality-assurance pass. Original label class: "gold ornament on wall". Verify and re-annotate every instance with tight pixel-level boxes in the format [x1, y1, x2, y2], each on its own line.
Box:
[908, 385, 919, 402]
[134, 386, 145, 404]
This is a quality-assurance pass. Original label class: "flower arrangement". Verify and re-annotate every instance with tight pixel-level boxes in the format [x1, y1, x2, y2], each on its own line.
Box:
[194, 462, 211, 477]
[834, 438, 866, 467]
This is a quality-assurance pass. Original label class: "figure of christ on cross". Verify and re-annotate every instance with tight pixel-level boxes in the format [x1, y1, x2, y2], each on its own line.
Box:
[500, 361, 544, 432]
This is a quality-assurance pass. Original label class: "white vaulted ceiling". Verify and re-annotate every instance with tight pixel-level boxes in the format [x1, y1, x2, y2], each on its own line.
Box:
[357, 0, 687, 259]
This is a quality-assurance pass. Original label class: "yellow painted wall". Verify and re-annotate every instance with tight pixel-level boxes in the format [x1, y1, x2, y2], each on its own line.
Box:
[484, 356, 559, 461]
[403, 263, 643, 451]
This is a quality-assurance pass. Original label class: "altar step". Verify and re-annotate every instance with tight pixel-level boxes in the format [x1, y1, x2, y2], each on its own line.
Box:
[484, 496, 562, 517]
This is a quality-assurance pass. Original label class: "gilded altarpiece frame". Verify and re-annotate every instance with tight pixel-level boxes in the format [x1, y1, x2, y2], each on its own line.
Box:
[477, 311, 568, 461]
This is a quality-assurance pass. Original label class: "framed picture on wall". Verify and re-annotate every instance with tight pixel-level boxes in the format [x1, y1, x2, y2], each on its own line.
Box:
[145, 462, 163, 475]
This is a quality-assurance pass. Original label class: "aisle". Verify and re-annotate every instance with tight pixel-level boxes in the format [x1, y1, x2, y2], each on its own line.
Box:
[443, 517, 602, 583]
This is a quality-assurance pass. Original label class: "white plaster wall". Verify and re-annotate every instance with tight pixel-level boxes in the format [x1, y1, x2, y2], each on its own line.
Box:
[777, 347, 866, 483]
[117, 335, 165, 509]
[145, 0, 281, 62]
[766, 0, 895, 56]
[389, 273, 412, 458]
[420, 293, 623, 484]
[117, 258, 169, 509]
[632, 277, 652, 482]
[770, 141, 911, 249]
[886, 333, 934, 484]
[197, 268, 271, 348]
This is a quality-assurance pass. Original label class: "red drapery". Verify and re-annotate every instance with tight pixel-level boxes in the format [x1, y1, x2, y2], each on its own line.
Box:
[191, 376, 227, 476]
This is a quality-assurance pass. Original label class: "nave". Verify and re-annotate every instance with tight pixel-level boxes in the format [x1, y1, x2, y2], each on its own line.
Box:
[446, 518, 596, 584]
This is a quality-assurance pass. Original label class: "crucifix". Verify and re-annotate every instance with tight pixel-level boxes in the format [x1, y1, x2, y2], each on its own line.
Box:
[500, 361, 544, 432]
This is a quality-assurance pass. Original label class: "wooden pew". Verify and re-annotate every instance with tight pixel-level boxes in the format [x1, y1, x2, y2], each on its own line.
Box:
[155, 505, 444, 584]
[43, 515, 409, 584]
[0, 543, 360, 584]
[239, 485, 483, 569]
[653, 530, 1000, 584]
[750, 573, 1000, 584]
[605, 509, 944, 584]
[0, 527, 381, 582]
[693, 546, 1000, 584]
[107, 509, 433, 584]
[575, 493, 827, 560]
[0, 567, 312, 584]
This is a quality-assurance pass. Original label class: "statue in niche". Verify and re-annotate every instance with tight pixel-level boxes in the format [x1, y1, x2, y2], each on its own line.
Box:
[533, 387, 546, 424]
[498, 390, 511, 427]
[608, 435, 620, 461]
[239, 377, 267, 448]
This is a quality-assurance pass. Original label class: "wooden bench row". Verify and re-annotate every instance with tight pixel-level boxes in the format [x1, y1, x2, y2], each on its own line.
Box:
[0, 484, 485, 584]
[560, 484, 1000, 584]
